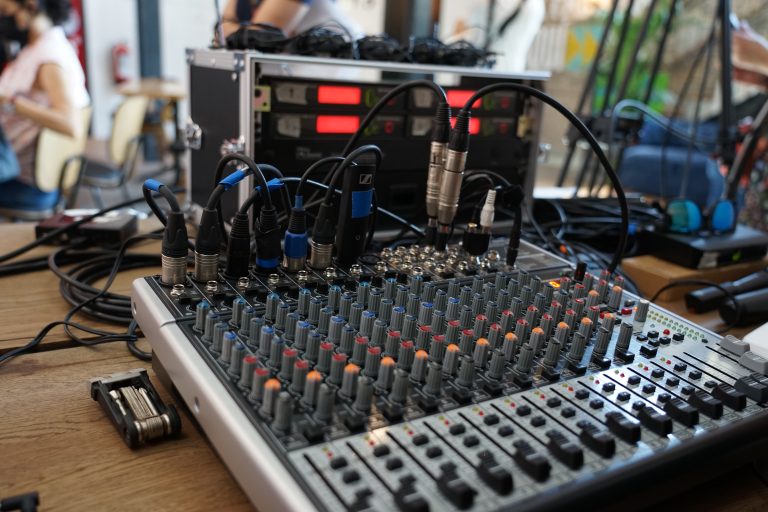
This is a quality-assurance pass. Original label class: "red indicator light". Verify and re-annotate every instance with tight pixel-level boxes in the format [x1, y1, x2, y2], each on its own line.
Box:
[316, 115, 360, 134]
[450, 117, 481, 135]
[317, 85, 361, 105]
[447, 89, 481, 108]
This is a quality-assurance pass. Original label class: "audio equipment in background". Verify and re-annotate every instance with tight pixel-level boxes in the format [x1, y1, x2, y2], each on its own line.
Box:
[639, 224, 768, 270]
[185, 50, 546, 225]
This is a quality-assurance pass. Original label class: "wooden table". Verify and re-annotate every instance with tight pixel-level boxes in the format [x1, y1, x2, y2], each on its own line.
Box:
[1, 223, 767, 511]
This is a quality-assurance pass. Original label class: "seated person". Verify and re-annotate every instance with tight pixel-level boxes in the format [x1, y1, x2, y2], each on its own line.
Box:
[0, 0, 89, 211]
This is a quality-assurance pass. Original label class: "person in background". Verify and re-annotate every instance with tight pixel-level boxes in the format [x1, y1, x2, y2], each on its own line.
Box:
[220, 0, 360, 39]
[0, 0, 89, 210]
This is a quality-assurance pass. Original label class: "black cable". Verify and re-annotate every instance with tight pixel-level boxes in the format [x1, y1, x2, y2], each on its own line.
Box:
[297, 156, 345, 199]
[460, 83, 628, 274]
[323, 144, 383, 203]
[282, 177, 425, 237]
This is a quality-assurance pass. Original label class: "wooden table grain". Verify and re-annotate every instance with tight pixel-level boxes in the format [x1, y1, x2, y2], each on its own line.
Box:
[1, 222, 766, 511]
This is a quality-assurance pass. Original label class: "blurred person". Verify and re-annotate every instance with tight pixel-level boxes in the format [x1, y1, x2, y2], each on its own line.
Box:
[220, 0, 360, 38]
[0, 0, 89, 208]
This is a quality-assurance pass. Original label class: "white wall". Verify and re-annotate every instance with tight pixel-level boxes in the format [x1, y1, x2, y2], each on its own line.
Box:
[159, 0, 218, 125]
[83, 0, 140, 139]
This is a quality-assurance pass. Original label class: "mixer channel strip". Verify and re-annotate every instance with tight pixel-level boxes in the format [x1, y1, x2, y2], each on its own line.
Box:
[132, 242, 768, 512]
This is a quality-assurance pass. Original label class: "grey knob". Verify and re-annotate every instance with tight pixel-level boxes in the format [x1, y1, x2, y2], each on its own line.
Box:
[364, 346, 381, 378]
[219, 330, 236, 363]
[248, 367, 270, 402]
[390, 369, 409, 404]
[384, 329, 401, 357]
[258, 378, 281, 418]
[567, 332, 587, 364]
[212, 322, 228, 353]
[328, 353, 348, 385]
[615, 322, 633, 353]
[543, 338, 561, 367]
[316, 341, 334, 373]
[275, 302, 289, 331]
[487, 349, 506, 380]
[258, 325, 274, 357]
[339, 325, 356, 355]
[349, 302, 364, 331]
[424, 362, 443, 396]
[634, 299, 649, 323]
[297, 288, 311, 316]
[314, 384, 335, 423]
[375, 356, 395, 391]
[194, 300, 210, 332]
[290, 360, 309, 394]
[268, 337, 285, 368]
[238, 353, 259, 389]
[351, 336, 369, 366]
[473, 338, 490, 368]
[593, 327, 611, 359]
[340, 363, 360, 399]
[443, 344, 460, 375]
[357, 281, 371, 307]
[397, 340, 415, 371]
[239, 306, 255, 337]
[457, 355, 476, 387]
[231, 297, 246, 327]
[272, 392, 293, 432]
[304, 331, 320, 362]
[228, 340, 246, 376]
[283, 312, 299, 341]
[279, 348, 298, 380]
[327, 284, 342, 312]
[265, 292, 280, 321]
[328, 316, 344, 345]
[514, 344, 534, 375]
[360, 310, 376, 338]
[353, 376, 374, 412]
[409, 350, 428, 383]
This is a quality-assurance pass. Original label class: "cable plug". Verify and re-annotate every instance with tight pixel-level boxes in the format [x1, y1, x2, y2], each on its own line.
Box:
[425, 103, 451, 223]
[283, 203, 308, 272]
[309, 201, 336, 270]
[224, 212, 251, 279]
[436, 109, 471, 249]
[194, 207, 222, 282]
[254, 206, 282, 273]
[463, 222, 491, 256]
[479, 189, 496, 233]
[161, 211, 189, 285]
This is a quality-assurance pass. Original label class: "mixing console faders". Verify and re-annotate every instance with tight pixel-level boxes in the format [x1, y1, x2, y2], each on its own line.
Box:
[132, 240, 768, 512]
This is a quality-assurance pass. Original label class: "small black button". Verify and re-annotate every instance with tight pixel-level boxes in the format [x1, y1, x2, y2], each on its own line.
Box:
[704, 380, 717, 389]
[674, 363, 687, 372]
[640, 345, 658, 358]
[632, 401, 645, 411]
[648, 339, 660, 347]
[666, 377, 680, 387]
[531, 416, 546, 427]
[657, 393, 671, 403]
[628, 375, 641, 386]
[498, 425, 514, 437]
[449, 423, 466, 435]
[681, 385, 695, 395]
[602, 382, 616, 393]
[689, 370, 702, 380]
[575, 389, 589, 400]
[647, 330, 659, 339]
[617, 391, 631, 402]
[546, 397, 562, 408]
[343, 469, 360, 483]
[412, 433, 429, 446]
[330, 457, 348, 470]
[426, 446, 443, 458]
[463, 435, 480, 447]
[483, 414, 500, 425]
[387, 457, 403, 470]
[636, 334, 648, 342]
[642, 384, 656, 394]
[624, 300, 636, 307]
[673, 332, 684, 341]
[373, 444, 390, 457]
[517, 405, 532, 416]
[561, 407, 576, 418]
[589, 399, 604, 410]
[659, 336, 671, 345]
[651, 369, 664, 379]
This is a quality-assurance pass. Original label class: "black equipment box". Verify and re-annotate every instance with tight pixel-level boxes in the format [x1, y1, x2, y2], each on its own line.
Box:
[184, 50, 548, 224]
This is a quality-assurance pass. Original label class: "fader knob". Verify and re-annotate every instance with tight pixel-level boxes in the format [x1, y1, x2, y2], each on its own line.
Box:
[487, 350, 506, 380]
[615, 322, 633, 353]
[566, 333, 587, 365]
[375, 356, 395, 391]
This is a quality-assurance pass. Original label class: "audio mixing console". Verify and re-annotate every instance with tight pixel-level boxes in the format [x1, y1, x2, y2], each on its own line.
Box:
[132, 239, 768, 511]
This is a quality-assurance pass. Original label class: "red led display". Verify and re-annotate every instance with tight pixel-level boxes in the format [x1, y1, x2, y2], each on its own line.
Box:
[447, 89, 482, 109]
[450, 116, 481, 135]
[317, 85, 362, 105]
[316, 115, 360, 134]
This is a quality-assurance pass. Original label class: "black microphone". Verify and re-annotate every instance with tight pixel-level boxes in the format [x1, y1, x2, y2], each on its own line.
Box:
[685, 268, 768, 313]
[334, 153, 377, 266]
[719, 287, 768, 326]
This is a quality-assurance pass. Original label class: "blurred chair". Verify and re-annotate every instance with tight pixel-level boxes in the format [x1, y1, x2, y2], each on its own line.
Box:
[80, 95, 150, 208]
[0, 106, 92, 220]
